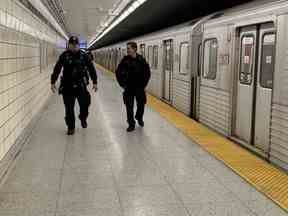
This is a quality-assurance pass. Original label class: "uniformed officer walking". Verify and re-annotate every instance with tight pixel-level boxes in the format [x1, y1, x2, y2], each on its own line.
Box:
[51, 36, 98, 135]
[116, 42, 151, 132]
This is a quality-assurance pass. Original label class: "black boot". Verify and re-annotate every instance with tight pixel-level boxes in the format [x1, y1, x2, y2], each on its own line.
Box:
[81, 119, 88, 128]
[135, 116, 144, 127]
[79, 114, 88, 129]
[67, 128, 75, 135]
[65, 116, 75, 134]
[126, 125, 135, 132]
[137, 119, 144, 127]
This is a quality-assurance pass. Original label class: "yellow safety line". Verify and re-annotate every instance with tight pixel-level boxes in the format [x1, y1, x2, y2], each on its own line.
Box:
[96, 64, 288, 211]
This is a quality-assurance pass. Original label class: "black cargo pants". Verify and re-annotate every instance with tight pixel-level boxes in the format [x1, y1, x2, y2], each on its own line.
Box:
[123, 89, 147, 126]
[62, 87, 91, 130]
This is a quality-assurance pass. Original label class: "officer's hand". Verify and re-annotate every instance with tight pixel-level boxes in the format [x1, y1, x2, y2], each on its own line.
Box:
[51, 84, 57, 93]
[92, 84, 98, 92]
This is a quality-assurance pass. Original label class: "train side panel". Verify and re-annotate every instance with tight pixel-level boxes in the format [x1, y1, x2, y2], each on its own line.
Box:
[199, 25, 233, 135]
[270, 14, 288, 170]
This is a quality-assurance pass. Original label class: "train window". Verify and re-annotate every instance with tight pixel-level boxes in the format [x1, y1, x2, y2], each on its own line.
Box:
[122, 48, 126, 57]
[164, 44, 172, 71]
[203, 38, 218, 80]
[148, 45, 153, 66]
[118, 48, 122, 63]
[260, 33, 275, 89]
[240, 35, 255, 85]
[179, 42, 189, 75]
[140, 44, 146, 58]
[153, 45, 158, 69]
[198, 43, 202, 76]
[187, 44, 191, 70]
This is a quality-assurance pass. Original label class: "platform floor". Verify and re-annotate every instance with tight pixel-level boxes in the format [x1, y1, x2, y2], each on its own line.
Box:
[0, 69, 286, 216]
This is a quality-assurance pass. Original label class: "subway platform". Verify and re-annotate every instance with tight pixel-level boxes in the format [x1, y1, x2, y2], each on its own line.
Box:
[0, 69, 286, 216]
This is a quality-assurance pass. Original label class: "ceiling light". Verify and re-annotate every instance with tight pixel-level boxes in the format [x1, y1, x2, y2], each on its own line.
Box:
[132, 1, 140, 8]
[127, 7, 134, 14]
[137, 0, 146, 4]
[88, 0, 148, 48]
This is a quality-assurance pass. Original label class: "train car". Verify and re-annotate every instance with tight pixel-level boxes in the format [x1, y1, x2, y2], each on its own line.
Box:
[201, 0, 288, 169]
[93, 0, 288, 170]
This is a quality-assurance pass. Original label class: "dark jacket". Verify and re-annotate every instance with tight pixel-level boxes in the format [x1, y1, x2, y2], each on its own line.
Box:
[116, 54, 151, 91]
[51, 50, 97, 88]
[86, 51, 94, 62]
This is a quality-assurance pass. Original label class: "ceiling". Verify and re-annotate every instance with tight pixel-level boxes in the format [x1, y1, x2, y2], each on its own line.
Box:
[89, 0, 254, 49]
[41, 0, 133, 42]
[40, 0, 254, 49]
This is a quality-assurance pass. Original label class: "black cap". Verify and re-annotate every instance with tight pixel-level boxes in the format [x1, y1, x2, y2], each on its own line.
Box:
[68, 36, 79, 45]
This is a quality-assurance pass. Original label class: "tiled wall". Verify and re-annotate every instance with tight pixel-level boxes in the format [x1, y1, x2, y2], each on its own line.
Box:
[0, 0, 64, 161]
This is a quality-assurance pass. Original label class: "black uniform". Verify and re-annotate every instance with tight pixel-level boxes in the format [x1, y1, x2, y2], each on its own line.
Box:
[116, 54, 151, 127]
[86, 51, 94, 62]
[51, 49, 97, 130]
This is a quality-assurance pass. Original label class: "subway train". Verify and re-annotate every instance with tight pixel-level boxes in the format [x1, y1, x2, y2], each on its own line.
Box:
[93, 0, 288, 171]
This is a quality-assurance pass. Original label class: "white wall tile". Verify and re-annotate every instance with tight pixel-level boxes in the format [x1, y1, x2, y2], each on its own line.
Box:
[0, 0, 64, 161]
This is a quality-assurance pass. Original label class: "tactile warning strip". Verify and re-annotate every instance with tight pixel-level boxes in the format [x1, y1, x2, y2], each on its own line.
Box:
[96, 64, 288, 211]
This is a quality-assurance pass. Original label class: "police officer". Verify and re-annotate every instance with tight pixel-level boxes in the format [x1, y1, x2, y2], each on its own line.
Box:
[116, 42, 151, 132]
[51, 36, 98, 135]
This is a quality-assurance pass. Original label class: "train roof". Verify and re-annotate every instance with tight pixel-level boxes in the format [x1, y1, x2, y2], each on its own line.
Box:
[204, 0, 286, 27]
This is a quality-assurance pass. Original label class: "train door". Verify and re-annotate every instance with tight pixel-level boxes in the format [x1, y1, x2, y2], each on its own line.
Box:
[190, 34, 202, 119]
[39, 42, 43, 73]
[110, 50, 113, 70]
[233, 23, 275, 153]
[162, 39, 173, 102]
[111, 50, 114, 71]
[118, 48, 122, 65]
[113, 49, 117, 71]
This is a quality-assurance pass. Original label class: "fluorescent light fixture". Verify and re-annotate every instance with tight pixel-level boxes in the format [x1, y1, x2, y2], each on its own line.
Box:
[27, 0, 68, 40]
[132, 1, 140, 9]
[127, 7, 134, 13]
[88, 0, 148, 48]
